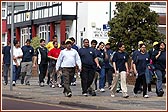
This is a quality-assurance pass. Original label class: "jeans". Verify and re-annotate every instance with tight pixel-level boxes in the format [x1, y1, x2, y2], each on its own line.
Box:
[3, 64, 10, 84]
[13, 65, 21, 81]
[145, 67, 153, 84]
[155, 70, 165, 92]
[99, 66, 105, 89]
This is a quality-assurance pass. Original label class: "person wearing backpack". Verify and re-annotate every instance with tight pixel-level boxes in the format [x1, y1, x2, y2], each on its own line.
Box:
[151, 42, 166, 97]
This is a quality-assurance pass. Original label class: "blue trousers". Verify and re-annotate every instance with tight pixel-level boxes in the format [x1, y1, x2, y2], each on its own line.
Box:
[155, 70, 165, 92]
[13, 65, 21, 81]
[99, 66, 105, 89]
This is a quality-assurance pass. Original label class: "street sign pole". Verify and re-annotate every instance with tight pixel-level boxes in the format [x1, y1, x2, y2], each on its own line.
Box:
[10, 2, 14, 91]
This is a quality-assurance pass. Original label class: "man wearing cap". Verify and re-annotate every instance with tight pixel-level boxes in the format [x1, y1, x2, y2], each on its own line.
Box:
[69, 37, 79, 86]
[104, 41, 114, 88]
[56, 39, 81, 97]
[130, 41, 144, 93]
[147, 41, 159, 92]
[20, 39, 34, 85]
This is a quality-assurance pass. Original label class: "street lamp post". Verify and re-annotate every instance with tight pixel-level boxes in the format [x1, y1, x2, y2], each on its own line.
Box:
[10, 2, 15, 91]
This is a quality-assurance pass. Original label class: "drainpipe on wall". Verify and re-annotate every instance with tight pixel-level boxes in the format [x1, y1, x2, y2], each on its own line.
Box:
[75, 2, 78, 43]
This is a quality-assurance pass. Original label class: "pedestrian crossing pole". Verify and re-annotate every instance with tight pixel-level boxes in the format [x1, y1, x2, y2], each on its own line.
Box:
[10, 2, 15, 91]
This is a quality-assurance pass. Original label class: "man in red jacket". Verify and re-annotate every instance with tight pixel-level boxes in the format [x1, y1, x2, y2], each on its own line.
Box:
[48, 41, 61, 88]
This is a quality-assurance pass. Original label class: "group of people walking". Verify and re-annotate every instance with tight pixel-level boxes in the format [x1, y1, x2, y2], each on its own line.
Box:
[2, 36, 166, 98]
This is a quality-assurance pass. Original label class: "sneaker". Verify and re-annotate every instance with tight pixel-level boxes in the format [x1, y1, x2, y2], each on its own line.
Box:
[71, 82, 76, 86]
[3, 82, 7, 86]
[123, 92, 129, 98]
[111, 92, 115, 97]
[82, 93, 88, 97]
[133, 93, 138, 97]
[67, 92, 72, 97]
[111, 94, 115, 97]
[144, 95, 149, 98]
[100, 88, 105, 92]
[51, 84, 55, 88]
[123, 95, 129, 98]
[157, 90, 164, 97]
[58, 84, 62, 88]
[21, 78, 24, 84]
[25, 81, 30, 86]
[40, 82, 44, 87]
[91, 91, 96, 96]
[12, 81, 16, 86]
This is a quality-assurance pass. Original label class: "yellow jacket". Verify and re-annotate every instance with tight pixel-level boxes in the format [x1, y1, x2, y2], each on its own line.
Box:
[46, 41, 60, 51]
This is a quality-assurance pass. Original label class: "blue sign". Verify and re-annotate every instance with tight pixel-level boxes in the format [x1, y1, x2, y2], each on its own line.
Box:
[103, 24, 110, 31]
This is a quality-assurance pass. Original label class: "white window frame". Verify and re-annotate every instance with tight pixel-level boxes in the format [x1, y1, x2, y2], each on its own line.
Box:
[21, 27, 31, 47]
[39, 25, 50, 41]
[2, 8, 6, 19]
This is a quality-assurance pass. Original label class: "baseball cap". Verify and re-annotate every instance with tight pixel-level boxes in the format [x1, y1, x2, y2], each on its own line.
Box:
[65, 39, 72, 44]
[138, 41, 144, 45]
[105, 41, 111, 45]
[153, 41, 159, 46]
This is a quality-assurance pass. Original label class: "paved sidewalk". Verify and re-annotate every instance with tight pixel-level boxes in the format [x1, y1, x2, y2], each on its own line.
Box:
[2, 77, 166, 110]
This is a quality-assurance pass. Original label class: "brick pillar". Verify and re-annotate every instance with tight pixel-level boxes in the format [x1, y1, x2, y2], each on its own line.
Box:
[50, 22, 55, 41]
[7, 29, 11, 41]
[16, 27, 20, 41]
[60, 20, 66, 42]
[32, 24, 36, 38]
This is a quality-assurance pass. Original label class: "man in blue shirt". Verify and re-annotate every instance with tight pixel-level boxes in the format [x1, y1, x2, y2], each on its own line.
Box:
[2, 41, 11, 85]
[104, 42, 114, 88]
[78, 39, 100, 96]
[20, 39, 34, 85]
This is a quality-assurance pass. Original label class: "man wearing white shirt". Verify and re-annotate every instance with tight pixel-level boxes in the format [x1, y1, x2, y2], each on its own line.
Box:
[56, 39, 81, 97]
[13, 40, 23, 86]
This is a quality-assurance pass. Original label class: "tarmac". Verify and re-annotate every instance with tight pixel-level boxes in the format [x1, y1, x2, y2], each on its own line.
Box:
[2, 77, 167, 111]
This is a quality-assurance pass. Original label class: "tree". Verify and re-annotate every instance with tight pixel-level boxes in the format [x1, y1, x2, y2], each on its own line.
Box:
[108, 2, 165, 55]
[30, 36, 41, 50]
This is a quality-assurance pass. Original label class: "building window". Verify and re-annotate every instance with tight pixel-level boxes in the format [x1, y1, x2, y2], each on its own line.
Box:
[36, 2, 47, 8]
[150, 2, 166, 5]
[2, 9, 6, 18]
[2, 2, 6, 8]
[39, 25, 50, 41]
[21, 27, 30, 46]
[65, 26, 70, 39]
[2, 33, 7, 46]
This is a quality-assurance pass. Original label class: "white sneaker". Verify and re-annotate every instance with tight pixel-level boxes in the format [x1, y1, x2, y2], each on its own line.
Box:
[58, 84, 62, 88]
[12, 81, 16, 86]
[82, 93, 88, 97]
[144, 95, 149, 98]
[100, 88, 105, 92]
[51, 84, 55, 88]
[111, 94, 115, 97]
